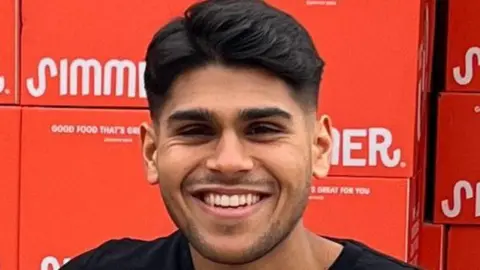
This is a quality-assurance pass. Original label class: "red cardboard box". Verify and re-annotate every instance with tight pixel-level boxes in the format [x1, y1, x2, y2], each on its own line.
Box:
[268, 0, 435, 178]
[425, 0, 436, 94]
[304, 175, 420, 263]
[0, 107, 21, 270]
[434, 92, 480, 224]
[19, 108, 176, 270]
[446, 0, 480, 92]
[418, 223, 445, 270]
[447, 226, 480, 270]
[21, 1, 195, 107]
[0, 0, 18, 104]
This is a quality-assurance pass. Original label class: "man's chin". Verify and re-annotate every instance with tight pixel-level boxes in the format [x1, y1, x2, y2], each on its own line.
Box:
[190, 236, 268, 265]
[195, 245, 261, 265]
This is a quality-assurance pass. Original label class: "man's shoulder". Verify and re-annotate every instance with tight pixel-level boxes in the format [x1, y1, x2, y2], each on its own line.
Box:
[354, 247, 419, 270]
[61, 230, 191, 270]
[328, 236, 421, 270]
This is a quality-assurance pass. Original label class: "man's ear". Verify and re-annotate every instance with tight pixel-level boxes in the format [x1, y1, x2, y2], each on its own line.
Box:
[312, 115, 333, 178]
[140, 122, 159, 185]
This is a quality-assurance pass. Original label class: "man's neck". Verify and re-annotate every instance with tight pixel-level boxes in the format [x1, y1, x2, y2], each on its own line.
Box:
[190, 223, 344, 270]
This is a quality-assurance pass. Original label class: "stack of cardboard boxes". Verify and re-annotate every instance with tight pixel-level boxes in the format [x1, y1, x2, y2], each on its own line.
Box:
[433, 0, 480, 269]
[0, 1, 20, 269]
[0, 0, 465, 269]
[3, 1, 191, 269]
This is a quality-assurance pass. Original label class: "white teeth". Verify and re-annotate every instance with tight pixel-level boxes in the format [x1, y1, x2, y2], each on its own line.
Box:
[230, 195, 239, 207]
[202, 193, 263, 207]
[239, 195, 246, 205]
[221, 195, 229, 206]
[209, 194, 215, 206]
[204, 194, 211, 205]
[204, 194, 215, 206]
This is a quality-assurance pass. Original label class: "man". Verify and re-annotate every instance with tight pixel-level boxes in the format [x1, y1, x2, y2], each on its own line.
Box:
[62, 1, 419, 269]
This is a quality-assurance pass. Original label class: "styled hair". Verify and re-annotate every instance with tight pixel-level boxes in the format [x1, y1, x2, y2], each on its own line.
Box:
[144, 0, 324, 120]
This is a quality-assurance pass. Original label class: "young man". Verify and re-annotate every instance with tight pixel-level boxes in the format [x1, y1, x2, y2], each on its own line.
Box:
[62, 1, 419, 269]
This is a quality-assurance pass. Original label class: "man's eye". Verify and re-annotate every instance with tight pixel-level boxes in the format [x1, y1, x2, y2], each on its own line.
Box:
[246, 123, 282, 136]
[177, 125, 215, 137]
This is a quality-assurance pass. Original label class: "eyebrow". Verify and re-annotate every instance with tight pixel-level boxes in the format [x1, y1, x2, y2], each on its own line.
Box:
[166, 107, 292, 125]
[167, 109, 213, 124]
[239, 107, 292, 121]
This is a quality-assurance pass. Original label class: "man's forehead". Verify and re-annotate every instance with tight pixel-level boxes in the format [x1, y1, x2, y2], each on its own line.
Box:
[166, 66, 301, 104]
[156, 65, 313, 123]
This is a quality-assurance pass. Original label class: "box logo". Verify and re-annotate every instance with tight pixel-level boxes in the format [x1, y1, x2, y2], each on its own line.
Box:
[306, 0, 337, 6]
[0, 75, 11, 96]
[0, 76, 5, 94]
[41, 256, 71, 270]
[453, 47, 480, 86]
[26, 57, 147, 98]
[441, 180, 480, 218]
[330, 127, 403, 168]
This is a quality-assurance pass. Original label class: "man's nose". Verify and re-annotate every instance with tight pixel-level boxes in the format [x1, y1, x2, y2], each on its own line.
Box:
[205, 130, 254, 174]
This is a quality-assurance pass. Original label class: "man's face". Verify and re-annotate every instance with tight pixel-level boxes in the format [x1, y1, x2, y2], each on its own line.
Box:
[141, 65, 332, 264]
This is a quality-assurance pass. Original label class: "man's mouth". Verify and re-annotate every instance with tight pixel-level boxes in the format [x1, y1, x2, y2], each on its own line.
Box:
[190, 188, 272, 219]
[201, 193, 262, 208]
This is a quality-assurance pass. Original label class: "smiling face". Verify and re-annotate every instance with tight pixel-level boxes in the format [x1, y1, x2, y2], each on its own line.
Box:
[141, 64, 332, 265]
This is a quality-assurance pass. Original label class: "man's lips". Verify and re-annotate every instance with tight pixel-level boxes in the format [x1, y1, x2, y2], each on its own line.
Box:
[191, 194, 270, 219]
[187, 185, 274, 219]
[187, 185, 274, 196]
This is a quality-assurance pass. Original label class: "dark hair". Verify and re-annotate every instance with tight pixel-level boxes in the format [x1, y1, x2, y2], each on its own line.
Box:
[144, 0, 324, 120]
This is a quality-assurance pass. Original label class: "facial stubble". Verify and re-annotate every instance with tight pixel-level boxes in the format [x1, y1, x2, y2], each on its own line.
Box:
[159, 175, 312, 266]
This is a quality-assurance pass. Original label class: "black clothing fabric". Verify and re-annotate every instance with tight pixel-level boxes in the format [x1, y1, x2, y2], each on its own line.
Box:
[61, 230, 420, 270]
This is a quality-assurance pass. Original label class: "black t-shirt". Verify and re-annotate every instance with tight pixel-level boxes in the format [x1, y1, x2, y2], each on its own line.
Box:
[60, 230, 420, 270]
